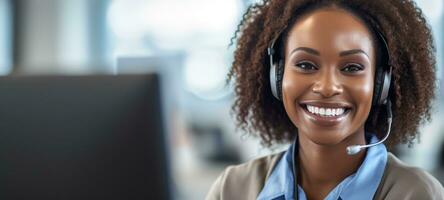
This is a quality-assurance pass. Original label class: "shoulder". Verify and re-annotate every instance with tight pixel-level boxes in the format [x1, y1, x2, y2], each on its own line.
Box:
[375, 153, 444, 200]
[205, 151, 285, 200]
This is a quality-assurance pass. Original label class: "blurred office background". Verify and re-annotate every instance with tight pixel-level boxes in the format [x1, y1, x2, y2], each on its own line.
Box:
[0, 0, 443, 199]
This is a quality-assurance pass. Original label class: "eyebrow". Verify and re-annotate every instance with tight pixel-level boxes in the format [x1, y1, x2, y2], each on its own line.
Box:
[339, 49, 370, 59]
[289, 47, 370, 59]
[290, 47, 320, 56]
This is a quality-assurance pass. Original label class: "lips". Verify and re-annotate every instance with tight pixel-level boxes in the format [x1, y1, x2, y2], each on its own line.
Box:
[300, 101, 352, 109]
[299, 102, 352, 126]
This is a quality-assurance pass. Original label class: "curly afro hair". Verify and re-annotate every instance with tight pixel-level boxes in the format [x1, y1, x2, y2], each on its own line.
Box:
[228, 0, 436, 148]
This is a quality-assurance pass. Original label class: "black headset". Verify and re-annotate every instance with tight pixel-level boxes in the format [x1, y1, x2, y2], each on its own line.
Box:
[267, 28, 392, 106]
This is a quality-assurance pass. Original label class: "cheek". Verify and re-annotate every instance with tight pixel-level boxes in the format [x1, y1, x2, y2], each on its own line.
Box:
[347, 76, 374, 119]
[281, 72, 311, 123]
[282, 74, 306, 100]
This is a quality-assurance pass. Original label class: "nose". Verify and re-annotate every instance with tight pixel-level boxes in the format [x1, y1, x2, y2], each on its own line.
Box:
[312, 70, 343, 97]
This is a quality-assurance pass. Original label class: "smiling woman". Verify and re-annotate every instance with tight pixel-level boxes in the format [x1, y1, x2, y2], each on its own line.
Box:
[282, 8, 376, 148]
[206, 0, 443, 200]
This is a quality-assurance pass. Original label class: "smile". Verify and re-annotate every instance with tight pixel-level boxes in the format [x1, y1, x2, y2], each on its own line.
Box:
[300, 103, 352, 126]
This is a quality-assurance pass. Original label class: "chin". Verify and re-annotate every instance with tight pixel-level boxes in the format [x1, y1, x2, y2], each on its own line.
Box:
[300, 128, 351, 146]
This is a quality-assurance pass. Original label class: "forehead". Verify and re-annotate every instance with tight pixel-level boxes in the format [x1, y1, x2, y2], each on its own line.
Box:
[285, 8, 374, 56]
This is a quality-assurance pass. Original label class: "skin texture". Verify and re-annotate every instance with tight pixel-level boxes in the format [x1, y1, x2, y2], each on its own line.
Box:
[281, 7, 375, 199]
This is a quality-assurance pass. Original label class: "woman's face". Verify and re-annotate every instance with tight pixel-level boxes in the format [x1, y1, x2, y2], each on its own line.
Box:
[282, 8, 376, 145]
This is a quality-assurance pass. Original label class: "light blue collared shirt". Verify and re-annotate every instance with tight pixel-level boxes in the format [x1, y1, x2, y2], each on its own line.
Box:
[257, 135, 387, 200]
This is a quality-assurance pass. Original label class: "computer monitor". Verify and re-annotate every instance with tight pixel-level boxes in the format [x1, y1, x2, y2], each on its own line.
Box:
[0, 74, 172, 200]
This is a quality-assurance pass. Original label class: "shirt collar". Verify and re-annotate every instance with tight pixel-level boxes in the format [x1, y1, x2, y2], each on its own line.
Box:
[257, 134, 387, 200]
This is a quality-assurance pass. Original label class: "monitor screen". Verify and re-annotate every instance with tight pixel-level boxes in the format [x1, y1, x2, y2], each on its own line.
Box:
[0, 74, 171, 200]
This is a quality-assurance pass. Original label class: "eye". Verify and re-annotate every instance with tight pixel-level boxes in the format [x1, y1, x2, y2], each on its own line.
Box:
[295, 61, 317, 71]
[342, 63, 364, 73]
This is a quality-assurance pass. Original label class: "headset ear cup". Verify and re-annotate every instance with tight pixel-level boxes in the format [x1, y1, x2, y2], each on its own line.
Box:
[270, 61, 279, 100]
[276, 60, 284, 100]
[373, 65, 392, 106]
[379, 67, 392, 105]
[372, 66, 384, 106]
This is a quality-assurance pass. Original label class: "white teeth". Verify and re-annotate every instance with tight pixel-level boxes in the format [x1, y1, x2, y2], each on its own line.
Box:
[336, 108, 344, 115]
[308, 106, 314, 113]
[306, 105, 347, 117]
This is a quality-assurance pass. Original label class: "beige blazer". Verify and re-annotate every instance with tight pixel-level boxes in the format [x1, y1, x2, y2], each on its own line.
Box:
[206, 152, 444, 200]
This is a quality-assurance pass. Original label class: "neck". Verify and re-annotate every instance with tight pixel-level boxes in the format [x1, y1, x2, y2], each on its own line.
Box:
[297, 128, 367, 199]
